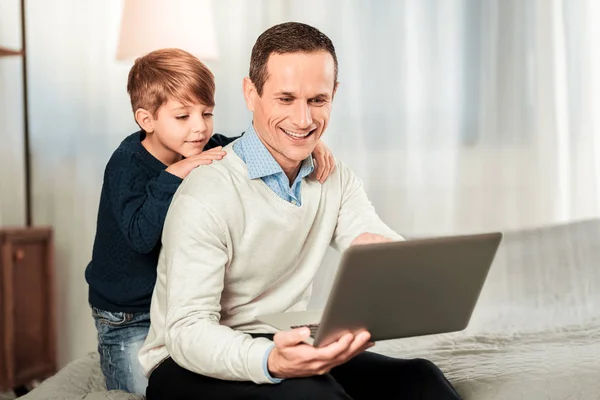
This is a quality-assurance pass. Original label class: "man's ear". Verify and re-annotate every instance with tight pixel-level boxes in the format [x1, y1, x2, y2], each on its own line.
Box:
[243, 77, 258, 112]
[332, 81, 339, 100]
[134, 108, 154, 133]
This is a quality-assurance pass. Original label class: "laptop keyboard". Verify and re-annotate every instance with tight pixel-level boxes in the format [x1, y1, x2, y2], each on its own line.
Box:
[291, 323, 320, 338]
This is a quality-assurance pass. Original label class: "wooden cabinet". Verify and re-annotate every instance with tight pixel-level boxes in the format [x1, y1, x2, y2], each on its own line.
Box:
[0, 227, 56, 392]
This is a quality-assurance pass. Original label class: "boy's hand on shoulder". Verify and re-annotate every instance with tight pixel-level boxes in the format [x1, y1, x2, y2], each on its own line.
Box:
[310, 141, 336, 184]
[165, 147, 227, 179]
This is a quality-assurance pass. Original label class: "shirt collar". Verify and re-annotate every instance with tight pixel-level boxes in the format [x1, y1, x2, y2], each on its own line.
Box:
[237, 124, 314, 180]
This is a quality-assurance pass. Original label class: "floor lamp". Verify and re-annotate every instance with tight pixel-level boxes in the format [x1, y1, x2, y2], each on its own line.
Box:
[116, 0, 218, 62]
[0, 0, 31, 226]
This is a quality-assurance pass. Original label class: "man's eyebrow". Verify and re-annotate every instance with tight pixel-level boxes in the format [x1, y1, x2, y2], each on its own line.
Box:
[274, 92, 331, 99]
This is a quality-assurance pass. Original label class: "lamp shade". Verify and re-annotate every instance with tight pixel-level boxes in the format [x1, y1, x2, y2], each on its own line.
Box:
[116, 0, 218, 61]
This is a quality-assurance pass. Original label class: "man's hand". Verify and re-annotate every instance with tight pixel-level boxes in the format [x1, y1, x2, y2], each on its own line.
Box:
[310, 140, 336, 184]
[351, 233, 394, 246]
[165, 147, 227, 179]
[267, 327, 373, 379]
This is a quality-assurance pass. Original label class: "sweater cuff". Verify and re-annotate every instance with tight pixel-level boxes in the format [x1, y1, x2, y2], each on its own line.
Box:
[157, 170, 183, 185]
[262, 344, 283, 383]
[248, 337, 280, 384]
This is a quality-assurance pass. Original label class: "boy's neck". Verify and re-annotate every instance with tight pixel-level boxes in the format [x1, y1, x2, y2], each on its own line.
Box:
[141, 133, 183, 166]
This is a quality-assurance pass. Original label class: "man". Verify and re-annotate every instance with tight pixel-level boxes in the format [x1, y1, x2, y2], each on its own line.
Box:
[140, 22, 461, 399]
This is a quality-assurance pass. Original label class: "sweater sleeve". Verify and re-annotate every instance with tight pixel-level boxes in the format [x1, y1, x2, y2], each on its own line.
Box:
[161, 190, 275, 384]
[330, 161, 404, 252]
[107, 153, 182, 254]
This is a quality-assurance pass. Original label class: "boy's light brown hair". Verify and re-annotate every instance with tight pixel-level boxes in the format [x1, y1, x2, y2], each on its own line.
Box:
[127, 48, 215, 119]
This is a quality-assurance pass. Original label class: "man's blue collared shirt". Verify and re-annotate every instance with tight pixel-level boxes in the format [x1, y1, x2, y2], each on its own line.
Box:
[233, 124, 314, 206]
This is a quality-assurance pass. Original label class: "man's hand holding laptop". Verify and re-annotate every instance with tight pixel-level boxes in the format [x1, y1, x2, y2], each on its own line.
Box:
[268, 326, 375, 379]
[350, 232, 395, 246]
[266, 233, 391, 379]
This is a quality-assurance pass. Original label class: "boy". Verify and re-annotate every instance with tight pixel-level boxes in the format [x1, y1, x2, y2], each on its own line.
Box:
[84, 48, 335, 395]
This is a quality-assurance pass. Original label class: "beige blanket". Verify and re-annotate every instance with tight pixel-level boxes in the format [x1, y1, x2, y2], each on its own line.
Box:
[22, 219, 600, 399]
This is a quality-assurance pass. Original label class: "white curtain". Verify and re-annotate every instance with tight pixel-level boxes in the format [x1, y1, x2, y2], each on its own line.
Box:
[1, 0, 597, 365]
[214, 0, 600, 237]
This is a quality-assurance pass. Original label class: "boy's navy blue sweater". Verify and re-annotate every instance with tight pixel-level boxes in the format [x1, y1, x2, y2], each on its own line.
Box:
[85, 130, 237, 312]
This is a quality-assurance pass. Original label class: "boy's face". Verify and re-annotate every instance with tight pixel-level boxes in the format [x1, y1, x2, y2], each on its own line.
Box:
[244, 51, 337, 173]
[147, 98, 214, 161]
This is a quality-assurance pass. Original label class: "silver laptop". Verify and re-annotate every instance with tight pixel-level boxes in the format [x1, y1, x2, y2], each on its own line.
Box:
[257, 232, 502, 347]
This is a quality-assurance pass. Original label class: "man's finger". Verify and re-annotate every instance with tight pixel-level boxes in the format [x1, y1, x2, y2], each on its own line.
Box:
[337, 331, 371, 362]
[313, 332, 354, 361]
[274, 327, 311, 348]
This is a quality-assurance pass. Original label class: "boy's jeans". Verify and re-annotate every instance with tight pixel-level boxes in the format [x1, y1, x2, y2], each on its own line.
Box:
[91, 305, 150, 396]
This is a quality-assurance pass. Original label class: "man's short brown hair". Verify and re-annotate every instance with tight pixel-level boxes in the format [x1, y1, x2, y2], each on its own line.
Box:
[249, 22, 338, 96]
[127, 48, 215, 118]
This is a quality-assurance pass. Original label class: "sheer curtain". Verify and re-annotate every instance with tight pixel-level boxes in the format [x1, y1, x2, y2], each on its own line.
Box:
[213, 0, 600, 237]
[12, 0, 599, 365]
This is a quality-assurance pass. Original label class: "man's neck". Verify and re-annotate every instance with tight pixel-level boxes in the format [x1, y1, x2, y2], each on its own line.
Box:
[253, 124, 301, 185]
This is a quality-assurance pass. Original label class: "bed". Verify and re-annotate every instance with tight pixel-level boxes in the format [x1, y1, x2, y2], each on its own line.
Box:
[21, 219, 600, 399]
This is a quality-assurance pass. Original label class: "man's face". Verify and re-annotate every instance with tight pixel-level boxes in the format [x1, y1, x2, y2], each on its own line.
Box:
[245, 51, 337, 173]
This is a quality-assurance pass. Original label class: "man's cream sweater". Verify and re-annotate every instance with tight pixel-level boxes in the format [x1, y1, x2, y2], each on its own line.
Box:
[139, 144, 403, 383]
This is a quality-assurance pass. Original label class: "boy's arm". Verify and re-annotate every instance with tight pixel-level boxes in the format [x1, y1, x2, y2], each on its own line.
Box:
[108, 153, 182, 254]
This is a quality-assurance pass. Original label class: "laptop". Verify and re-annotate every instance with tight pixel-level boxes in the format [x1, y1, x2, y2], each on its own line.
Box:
[257, 232, 502, 347]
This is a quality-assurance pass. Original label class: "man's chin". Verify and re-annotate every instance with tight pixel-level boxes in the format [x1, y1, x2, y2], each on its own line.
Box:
[284, 147, 315, 163]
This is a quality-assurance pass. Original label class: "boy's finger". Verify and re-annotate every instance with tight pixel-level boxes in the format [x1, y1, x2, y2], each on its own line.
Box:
[317, 157, 324, 181]
[196, 153, 225, 160]
[204, 146, 223, 152]
[319, 157, 329, 184]
[318, 157, 328, 183]
[199, 150, 226, 155]
[196, 159, 214, 166]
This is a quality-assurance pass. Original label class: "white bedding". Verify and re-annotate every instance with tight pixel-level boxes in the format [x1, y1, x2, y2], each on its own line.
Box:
[373, 219, 600, 399]
[22, 219, 600, 399]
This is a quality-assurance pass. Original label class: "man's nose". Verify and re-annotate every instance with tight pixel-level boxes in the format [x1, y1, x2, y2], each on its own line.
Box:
[291, 102, 313, 130]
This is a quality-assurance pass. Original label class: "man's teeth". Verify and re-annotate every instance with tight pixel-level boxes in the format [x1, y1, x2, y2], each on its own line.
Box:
[283, 129, 311, 138]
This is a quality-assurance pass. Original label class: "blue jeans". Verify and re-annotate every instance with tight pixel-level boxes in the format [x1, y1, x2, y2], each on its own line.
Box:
[91, 305, 150, 396]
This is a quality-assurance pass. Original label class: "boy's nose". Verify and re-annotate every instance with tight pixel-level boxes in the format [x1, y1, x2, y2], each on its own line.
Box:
[192, 115, 208, 133]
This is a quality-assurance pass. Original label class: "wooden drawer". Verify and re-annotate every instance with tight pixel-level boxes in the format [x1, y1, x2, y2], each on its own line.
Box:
[0, 227, 56, 391]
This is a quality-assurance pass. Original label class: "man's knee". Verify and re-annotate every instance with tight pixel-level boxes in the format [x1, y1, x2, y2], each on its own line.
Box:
[411, 358, 461, 399]
[274, 374, 351, 400]
[412, 358, 446, 379]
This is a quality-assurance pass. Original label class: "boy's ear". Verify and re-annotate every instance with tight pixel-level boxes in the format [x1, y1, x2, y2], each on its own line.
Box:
[242, 77, 258, 112]
[134, 108, 154, 133]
